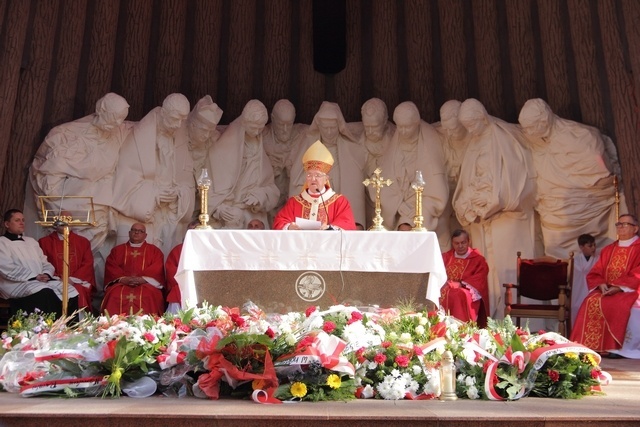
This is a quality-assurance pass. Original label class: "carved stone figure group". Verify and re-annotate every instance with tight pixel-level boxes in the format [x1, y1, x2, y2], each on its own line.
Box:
[27, 94, 624, 319]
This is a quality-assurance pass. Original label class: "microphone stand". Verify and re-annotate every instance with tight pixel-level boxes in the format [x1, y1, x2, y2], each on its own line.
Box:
[318, 190, 335, 230]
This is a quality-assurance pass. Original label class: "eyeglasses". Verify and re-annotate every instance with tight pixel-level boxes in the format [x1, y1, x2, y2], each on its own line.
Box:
[615, 222, 637, 228]
[306, 173, 327, 179]
[130, 229, 146, 234]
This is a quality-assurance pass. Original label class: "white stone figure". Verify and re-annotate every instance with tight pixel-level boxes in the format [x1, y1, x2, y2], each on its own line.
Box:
[433, 100, 469, 251]
[288, 101, 367, 228]
[207, 99, 279, 229]
[378, 101, 448, 233]
[453, 98, 537, 319]
[188, 95, 223, 175]
[29, 93, 131, 310]
[112, 93, 194, 256]
[359, 98, 396, 229]
[262, 99, 308, 225]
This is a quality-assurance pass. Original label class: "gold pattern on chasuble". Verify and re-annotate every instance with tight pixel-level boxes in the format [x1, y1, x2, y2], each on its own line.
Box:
[605, 246, 631, 282]
[124, 245, 147, 271]
[119, 286, 142, 314]
[445, 257, 468, 282]
[583, 295, 606, 350]
[297, 197, 329, 224]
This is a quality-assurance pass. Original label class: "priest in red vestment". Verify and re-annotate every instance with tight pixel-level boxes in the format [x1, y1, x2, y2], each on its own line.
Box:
[39, 226, 96, 313]
[273, 140, 356, 230]
[101, 223, 165, 315]
[439, 229, 490, 327]
[571, 214, 640, 353]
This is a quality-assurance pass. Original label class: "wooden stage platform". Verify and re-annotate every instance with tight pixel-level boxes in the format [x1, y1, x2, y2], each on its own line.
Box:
[0, 358, 639, 427]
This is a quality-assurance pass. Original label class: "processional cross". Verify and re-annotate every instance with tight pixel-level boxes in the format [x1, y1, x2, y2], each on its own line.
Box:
[35, 196, 97, 317]
[363, 168, 393, 231]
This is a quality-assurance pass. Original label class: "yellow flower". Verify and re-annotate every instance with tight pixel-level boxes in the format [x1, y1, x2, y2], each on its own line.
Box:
[583, 353, 598, 366]
[565, 352, 578, 359]
[290, 382, 307, 398]
[11, 319, 21, 329]
[46, 318, 53, 327]
[326, 374, 341, 389]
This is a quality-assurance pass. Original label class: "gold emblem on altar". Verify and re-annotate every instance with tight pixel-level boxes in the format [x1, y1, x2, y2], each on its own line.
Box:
[295, 272, 326, 302]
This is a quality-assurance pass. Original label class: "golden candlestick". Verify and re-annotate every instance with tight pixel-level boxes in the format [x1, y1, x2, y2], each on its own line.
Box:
[363, 168, 393, 231]
[411, 170, 427, 232]
[197, 168, 212, 229]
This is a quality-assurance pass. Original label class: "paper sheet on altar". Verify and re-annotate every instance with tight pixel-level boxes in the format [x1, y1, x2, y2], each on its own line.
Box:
[295, 217, 321, 230]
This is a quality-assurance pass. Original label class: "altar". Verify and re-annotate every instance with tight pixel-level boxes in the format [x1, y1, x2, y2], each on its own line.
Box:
[175, 230, 446, 312]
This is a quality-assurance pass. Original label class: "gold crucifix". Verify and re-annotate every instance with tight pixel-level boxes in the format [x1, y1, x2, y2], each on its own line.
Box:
[363, 168, 393, 231]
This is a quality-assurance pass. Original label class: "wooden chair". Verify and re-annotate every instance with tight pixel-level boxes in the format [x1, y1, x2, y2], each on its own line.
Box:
[503, 251, 574, 337]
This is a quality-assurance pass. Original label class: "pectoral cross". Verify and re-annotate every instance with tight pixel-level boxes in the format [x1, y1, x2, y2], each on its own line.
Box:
[363, 168, 393, 231]
[125, 293, 137, 304]
[130, 249, 141, 258]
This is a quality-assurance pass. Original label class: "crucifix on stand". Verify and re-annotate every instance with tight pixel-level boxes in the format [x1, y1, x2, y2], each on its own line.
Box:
[35, 195, 96, 317]
[363, 168, 393, 231]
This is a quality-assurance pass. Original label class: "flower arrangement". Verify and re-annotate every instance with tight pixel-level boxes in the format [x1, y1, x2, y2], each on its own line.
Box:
[0, 304, 611, 402]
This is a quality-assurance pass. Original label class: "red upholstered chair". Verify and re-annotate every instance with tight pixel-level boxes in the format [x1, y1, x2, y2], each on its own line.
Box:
[503, 251, 574, 337]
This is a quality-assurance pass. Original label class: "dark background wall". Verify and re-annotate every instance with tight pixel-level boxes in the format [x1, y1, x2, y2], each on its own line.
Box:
[1, 0, 639, 215]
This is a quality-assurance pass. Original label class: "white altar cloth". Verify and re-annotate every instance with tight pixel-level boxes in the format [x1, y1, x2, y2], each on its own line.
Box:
[176, 230, 446, 308]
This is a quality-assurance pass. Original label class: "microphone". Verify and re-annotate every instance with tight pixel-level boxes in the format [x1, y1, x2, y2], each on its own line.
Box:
[319, 191, 335, 231]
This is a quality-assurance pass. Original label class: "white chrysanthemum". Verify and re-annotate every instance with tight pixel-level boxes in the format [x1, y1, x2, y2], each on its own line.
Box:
[388, 331, 398, 340]
[464, 376, 476, 387]
[466, 385, 480, 399]
[414, 325, 425, 336]
[367, 361, 378, 370]
[390, 369, 401, 378]
[412, 364, 422, 376]
[284, 333, 297, 346]
[400, 332, 412, 343]
[419, 316, 429, 326]
[457, 374, 467, 384]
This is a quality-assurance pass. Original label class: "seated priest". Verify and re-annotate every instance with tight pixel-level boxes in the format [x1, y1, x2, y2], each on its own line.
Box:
[0, 209, 79, 318]
[571, 214, 640, 358]
[273, 140, 356, 230]
[39, 217, 96, 315]
[101, 223, 165, 315]
[439, 229, 490, 327]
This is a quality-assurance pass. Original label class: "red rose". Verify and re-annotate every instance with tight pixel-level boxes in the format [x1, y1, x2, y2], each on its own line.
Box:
[265, 327, 275, 339]
[143, 332, 155, 342]
[347, 311, 363, 325]
[591, 369, 600, 379]
[395, 355, 410, 368]
[548, 369, 560, 382]
[381, 341, 392, 348]
[305, 306, 317, 317]
[373, 352, 387, 364]
[323, 320, 336, 333]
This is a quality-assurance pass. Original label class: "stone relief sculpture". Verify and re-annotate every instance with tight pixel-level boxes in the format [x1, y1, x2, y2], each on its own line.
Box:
[262, 99, 308, 225]
[379, 101, 448, 234]
[188, 95, 224, 175]
[433, 100, 469, 251]
[29, 93, 131, 307]
[112, 93, 194, 256]
[518, 98, 618, 258]
[288, 101, 367, 228]
[453, 98, 536, 318]
[207, 99, 279, 229]
[359, 98, 396, 229]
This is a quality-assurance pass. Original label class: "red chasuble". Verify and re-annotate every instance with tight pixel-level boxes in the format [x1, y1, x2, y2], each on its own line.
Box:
[439, 248, 490, 327]
[570, 239, 640, 351]
[272, 189, 356, 230]
[102, 241, 166, 315]
[39, 231, 95, 311]
[165, 243, 183, 305]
